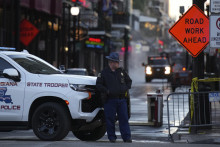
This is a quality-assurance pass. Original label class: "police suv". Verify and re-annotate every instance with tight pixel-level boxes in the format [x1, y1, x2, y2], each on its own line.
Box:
[142, 56, 171, 82]
[0, 47, 105, 141]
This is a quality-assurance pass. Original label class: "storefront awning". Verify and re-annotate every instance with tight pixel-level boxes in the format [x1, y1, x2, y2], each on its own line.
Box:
[112, 24, 130, 29]
[88, 31, 111, 37]
[139, 16, 157, 23]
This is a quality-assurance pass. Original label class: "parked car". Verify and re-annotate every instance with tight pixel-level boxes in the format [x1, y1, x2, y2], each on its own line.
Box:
[170, 60, 192, 92]
[142, 56, 172, 82]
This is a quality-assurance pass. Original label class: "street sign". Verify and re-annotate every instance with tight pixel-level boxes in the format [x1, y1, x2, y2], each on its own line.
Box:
[211, 0, 220, 13]
[209, 92, 220, 102]
[210, 15, 220, 48]
[20, 19, 39, 46]
[169, 5, 209, 57]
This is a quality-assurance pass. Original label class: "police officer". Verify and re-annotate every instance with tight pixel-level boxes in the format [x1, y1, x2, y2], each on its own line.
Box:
[96, 52, 132, 143]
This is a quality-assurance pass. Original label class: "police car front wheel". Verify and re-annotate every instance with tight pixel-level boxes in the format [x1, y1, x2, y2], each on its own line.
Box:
[32, 102, 71, 141]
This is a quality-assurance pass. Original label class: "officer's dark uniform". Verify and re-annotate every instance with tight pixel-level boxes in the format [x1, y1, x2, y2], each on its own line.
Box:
[96, 66, 132, 142]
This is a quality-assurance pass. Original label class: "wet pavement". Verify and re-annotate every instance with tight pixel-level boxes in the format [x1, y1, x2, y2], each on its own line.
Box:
[0, 79, 173, 143]
[0, 79, 220, 145]
[128, 80, 171, 141]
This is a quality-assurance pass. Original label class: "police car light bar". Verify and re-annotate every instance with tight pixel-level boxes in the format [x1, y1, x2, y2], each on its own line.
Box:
[0, 47, 16, 51]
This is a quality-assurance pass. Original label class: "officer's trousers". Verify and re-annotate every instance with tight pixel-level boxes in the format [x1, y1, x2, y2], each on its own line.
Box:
[104, 98, 131, 141]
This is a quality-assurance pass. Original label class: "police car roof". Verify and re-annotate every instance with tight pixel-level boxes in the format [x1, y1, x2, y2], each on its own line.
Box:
[0, 47, 29, 56]
[0, 51, 28, 56]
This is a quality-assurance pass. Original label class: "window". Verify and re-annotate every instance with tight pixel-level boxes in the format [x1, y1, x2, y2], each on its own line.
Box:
[0, 57, 14, 78]
[8, 55, 61, 74]
[65, 70, 87, 75]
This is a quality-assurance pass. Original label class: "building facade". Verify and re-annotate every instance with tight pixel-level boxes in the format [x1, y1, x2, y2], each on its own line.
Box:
[0, 0, 63, 67]
[0, 0, 132, 74]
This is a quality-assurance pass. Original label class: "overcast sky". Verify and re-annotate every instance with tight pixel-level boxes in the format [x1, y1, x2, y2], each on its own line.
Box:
[169, 0, 192, 20]
[169, 0, 210, 20]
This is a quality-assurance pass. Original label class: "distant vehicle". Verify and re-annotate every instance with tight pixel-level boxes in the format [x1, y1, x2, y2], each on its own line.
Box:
[59, 65, 65, 73]
[142, 56, 172, 82]
[170, 60, 192, 92]
[64, 68, 89, 76]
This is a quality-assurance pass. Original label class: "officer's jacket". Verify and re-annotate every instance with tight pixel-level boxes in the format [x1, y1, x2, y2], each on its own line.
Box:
[96, 66, 132, 99]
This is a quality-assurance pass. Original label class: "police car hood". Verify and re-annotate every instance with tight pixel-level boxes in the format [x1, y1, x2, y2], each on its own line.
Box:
[39, 74, 97, 85]
[66, 75, 97, 85]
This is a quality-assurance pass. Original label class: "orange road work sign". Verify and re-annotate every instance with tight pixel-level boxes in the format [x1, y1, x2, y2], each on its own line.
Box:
[20, 19, 39, 46]
[169, 5, 209, 57]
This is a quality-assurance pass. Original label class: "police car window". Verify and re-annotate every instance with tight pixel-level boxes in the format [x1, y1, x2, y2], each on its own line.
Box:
[8, 55, 61, 74]
[0, 57, 14, 77]
[66, 70, 87, 75]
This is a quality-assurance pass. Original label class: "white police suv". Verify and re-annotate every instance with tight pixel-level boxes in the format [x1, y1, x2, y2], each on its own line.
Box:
[0, 47, 105, 141]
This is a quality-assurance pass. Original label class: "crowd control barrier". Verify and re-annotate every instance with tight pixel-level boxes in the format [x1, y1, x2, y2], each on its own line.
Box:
[167, 77, 220, 141]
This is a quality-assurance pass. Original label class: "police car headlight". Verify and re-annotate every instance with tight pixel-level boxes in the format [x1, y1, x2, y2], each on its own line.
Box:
[146, 66, 152, 75]
[69, 84, 95, 99]
[69, 84, 87, 91]
[69, 84, 95, 92]
[165, 66, 171, 75]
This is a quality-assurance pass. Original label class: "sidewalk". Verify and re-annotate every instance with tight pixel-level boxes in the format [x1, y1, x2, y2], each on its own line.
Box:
[171, 101, 220, 144]
[173, 127, 220, 144]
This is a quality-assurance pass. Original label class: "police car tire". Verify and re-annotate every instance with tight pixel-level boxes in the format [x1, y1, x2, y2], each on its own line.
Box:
[32, 102, 71, 141]
[72, 125, 106, 141]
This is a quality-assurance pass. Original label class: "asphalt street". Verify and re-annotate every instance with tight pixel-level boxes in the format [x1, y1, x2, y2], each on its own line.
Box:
[0, 79, 188, 147]
[0, 140, 218, 147]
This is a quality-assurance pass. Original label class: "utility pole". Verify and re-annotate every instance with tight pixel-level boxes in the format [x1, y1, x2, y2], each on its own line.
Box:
[192, 0, 210, 132]
[179, 6, 189, 69]
[124, 28, 129, 72]
[15, 0, 20, 51]
[205, 5, 210, 74]
[192, 0, 206, 79]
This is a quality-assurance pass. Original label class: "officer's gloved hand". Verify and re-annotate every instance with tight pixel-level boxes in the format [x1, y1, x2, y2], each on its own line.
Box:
[108, 89, 120, 97]
[107, 90, 110, 95]
[100, 92, 107, 106]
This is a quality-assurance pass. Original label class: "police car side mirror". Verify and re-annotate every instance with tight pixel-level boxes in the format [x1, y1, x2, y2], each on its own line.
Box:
[3, 68, 20, 82]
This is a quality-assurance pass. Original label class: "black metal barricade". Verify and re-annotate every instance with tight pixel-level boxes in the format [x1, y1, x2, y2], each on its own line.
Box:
[167, 91, 220, 141]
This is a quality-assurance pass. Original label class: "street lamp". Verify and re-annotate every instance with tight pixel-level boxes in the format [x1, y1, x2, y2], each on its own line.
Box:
[70, 7, 80, 16]
[70, 6, 80, 67]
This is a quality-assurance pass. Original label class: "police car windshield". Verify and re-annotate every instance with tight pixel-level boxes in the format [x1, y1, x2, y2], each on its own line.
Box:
[149, 59, 168, 65]
[8, 55, 61, 74]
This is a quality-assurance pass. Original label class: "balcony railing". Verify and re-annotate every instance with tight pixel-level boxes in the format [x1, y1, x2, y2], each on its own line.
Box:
[112, 13, 129, 25]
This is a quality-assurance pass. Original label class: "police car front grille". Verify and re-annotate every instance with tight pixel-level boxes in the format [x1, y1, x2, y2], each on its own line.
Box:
[81, 88, 102, 113]
[152, 67, 165, 75]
